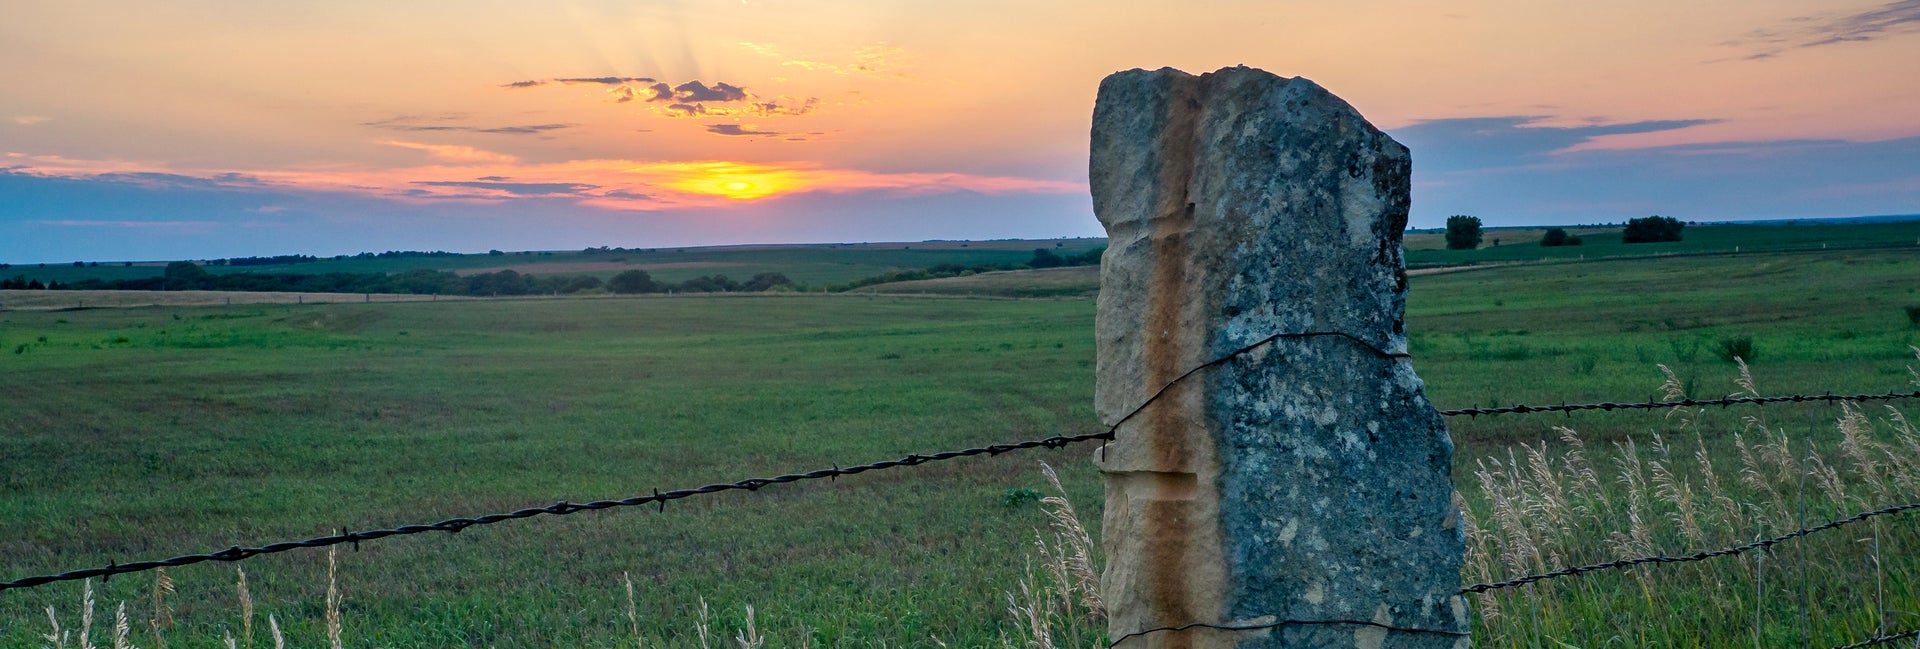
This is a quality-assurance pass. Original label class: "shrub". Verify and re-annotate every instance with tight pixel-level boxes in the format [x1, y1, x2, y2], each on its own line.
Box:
[1540, 228, 1583, 247]
[1000, 487, 1043, 508]
[1623, 215, 1685, 243]
[1445, 215, 1483, 250]
[607, 270, 658, 294]
[1715, 335, 1754, 363]
[1028, 248, 1065, 268]
[1905, 305, 1920, 326]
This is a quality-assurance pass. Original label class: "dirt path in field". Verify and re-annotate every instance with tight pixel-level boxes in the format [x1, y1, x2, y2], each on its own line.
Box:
[0, 290, 470, 310]
[453, 261, 748, 275]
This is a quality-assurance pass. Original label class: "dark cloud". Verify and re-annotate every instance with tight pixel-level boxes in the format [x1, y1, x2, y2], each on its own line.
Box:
[746, 97, 819, 117]
[672, 81, 748, 102]
[602, 190, 654, 201]
[1391, 116, 1720, 173]
[706, 124, 784, 137]
[501, 80, 546, 89]
[476, 175, 510, 181]
[610, 82, 674, 103]
[507, 76, 824, 119]
[89, 171, 265, 190]
[474, 124, 572, 135]
[413, 181, 599, 196]
[556, 76, 659, 85]
[1725, 0, 1920, 59]
[363, 117, 574, 136]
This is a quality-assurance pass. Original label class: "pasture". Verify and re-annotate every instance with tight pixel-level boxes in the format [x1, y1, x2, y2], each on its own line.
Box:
[1, 241, 1917, 647]
[1, 239, 1111, 288]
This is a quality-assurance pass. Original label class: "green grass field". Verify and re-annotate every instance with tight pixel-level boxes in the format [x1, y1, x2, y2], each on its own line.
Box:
[2, 231, 1918, 647]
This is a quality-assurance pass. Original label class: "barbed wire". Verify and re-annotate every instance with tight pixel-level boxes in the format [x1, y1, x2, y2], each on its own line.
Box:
[0, 329, 1392, 594]
[4, 326, 1914, 595]
[1108, 617, 1466, 647]
[0, 430, 1111, 593]
[1461, 500, 1920, 594]
[1437, 390, 1920, 418]
[1829, 628, 1920, 649]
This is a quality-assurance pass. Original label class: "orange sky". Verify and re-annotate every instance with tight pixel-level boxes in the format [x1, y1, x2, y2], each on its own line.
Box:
[2, 0, 1918, 259]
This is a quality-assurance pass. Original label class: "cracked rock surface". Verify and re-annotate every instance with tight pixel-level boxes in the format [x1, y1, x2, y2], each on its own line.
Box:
[1091, 66, 1468, 648]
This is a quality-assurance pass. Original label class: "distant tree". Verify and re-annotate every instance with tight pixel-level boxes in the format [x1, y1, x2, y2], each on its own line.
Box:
[27, 279, 45, 290]
[73, 261, 85, 267]
[123, 262, 132, 267]
[560, 276, 603, 293]
[743, 272, 794, 292]
[1541, 228, 1569, 247]
[1068, 246, 1106, 266]
[1622, 215, 1685, 243]
[488, 249, 505, 256]
[1445, 215, 1483, 250]
[676, 275, 739, 293]
[1028, 248, 1065, 268]
[607, 269, 658, 294]
[162, 261, 211, 290]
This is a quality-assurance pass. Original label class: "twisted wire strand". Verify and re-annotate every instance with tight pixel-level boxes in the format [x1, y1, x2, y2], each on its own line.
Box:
[1107, 617, 1467, 647]
[1461, 500, 1920, 594]
[1828, 628, 1920, 649]
[4, 328, 1913, 594]
[1438, 390, 1920, 418]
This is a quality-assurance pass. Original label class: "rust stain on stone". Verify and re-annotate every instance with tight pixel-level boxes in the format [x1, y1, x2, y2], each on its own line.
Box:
[1139, 73, 1204, 648]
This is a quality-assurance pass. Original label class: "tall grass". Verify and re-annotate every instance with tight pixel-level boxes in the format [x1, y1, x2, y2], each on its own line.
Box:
[1461, 356, 1920, 647]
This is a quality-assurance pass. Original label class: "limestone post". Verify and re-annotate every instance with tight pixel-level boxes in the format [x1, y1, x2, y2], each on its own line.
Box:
[1091, 66, 1468, 648]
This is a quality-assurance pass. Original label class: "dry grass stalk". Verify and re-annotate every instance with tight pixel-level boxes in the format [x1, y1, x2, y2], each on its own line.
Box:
[1885, 407, 1920, 492]
[267, 615, 284, 649]
[694, 597, 713, 649]
[1003, 562, 1055, 649]
[81, 578, 96, 649]
[733, 605, 765, 649]
[1609, 438, 1656, 559]
[45, 603, 68, 649]
[623, 572, 642, 649]
[1694, 431, 1745, 534]
[1037, 462, 1102, 618]
[1837, 403, 1891, 503]
[326, 545, 343, 649]
[148, 568, 172, 649]
[113, 602, 134, 649]
[236, 568, 253, 649]
[1457, 491, 1503, 622]
[1649, 434, 1706, 548]
[1556, 426, 1608, 521]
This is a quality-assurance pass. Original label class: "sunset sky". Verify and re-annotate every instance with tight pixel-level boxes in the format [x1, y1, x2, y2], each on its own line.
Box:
[3, 0, 1918, 262]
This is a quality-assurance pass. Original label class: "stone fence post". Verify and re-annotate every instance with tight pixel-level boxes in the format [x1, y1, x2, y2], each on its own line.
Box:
[1091, 66, 1468, 648]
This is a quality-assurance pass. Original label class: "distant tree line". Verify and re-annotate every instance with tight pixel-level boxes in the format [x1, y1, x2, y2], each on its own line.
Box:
[829, 247, 1104, 291]
[37, 261, 801, 297]
[1, 276, 68, 290]
[210, 254, 320, 267]
[15, 246, 1105, 297]
[604, 270, 797, 294]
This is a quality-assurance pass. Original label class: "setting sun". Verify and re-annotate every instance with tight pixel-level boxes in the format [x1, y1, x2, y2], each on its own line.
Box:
[655, 162, 804, 201]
